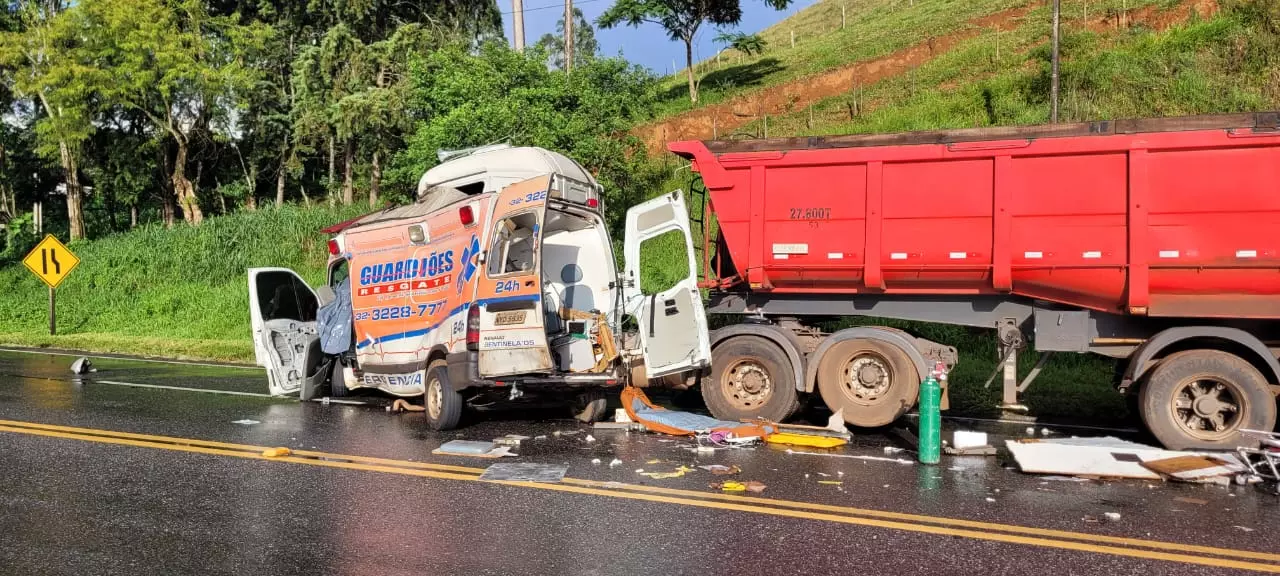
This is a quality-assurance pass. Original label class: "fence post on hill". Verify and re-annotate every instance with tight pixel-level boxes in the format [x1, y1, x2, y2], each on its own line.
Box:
[842, 4, 846, 29]
[1051, 0, 1061, 123]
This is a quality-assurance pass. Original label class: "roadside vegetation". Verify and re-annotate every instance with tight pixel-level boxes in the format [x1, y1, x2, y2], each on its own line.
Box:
[0, 0, 1276, 423]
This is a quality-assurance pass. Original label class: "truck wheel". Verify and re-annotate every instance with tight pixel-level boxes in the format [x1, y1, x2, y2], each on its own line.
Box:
[571, 390, 609, 423]
[424, 360, 463, 431]
[703, 336, 800, 423]
[817, 339, 919, 428]
[1138, 350, 1275, 450]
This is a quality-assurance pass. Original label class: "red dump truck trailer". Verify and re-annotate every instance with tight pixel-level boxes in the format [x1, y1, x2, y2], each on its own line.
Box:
[669, 111, 1280, 450]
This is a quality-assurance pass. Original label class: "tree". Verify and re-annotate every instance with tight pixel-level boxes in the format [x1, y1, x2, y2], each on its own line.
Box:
[714, 30, 766, 56]
[80, 0, 264, 226]
[598, 0, 789, 103]
[535, 7, 599, 71]
[393, 42, 664, 231]
[0, 0, 98, 240]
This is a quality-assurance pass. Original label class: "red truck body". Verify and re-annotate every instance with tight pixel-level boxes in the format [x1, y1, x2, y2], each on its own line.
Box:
[670, 112, 1280, 319]
[668, 112, 1280, 451]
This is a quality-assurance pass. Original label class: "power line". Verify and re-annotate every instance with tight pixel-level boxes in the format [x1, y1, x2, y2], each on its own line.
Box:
[502, 0, 601, 15]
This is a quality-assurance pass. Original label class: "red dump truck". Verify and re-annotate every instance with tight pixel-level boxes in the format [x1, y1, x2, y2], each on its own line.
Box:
[669, 111, 1280, 450]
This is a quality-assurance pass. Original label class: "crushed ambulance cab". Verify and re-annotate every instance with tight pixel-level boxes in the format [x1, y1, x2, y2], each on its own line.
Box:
[248, 145, 711, 429]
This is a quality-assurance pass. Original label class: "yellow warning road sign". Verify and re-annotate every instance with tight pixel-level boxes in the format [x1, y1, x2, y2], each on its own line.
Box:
[22, 234, 80, 289]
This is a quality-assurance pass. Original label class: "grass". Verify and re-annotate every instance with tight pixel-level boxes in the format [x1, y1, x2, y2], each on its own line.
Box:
[0, 204, 367, 364]
[650, 0, 1183, 119]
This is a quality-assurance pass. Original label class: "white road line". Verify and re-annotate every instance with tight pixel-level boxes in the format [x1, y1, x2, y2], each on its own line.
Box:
[96, 380, 276, 398]
[0, 348, 256, 370]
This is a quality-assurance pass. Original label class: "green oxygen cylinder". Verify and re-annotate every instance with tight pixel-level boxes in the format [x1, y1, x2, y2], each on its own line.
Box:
[918, 362, 944, 464]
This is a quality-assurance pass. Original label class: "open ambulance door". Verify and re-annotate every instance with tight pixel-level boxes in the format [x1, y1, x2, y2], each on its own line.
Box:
[248, 267, 324, 396]
[476, 175, 555, 377]
[622, 190, 712, 378]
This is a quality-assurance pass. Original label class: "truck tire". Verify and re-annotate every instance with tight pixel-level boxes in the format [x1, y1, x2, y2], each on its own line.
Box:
[571, 390, 609, 423]
[816, 339, 919, 428]
[424, 360, 463, 431]
[1138, 350, 1275, 450]
[703, 335, 800, 423]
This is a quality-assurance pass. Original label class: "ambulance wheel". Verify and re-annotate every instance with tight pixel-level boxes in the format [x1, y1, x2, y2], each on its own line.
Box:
[817, 339, 919, 428]
[425, 361, 462, 431]
[571, 390, 609, 423]
[704, 335, 800, 423]
[329, 361, 350, 398]
[1138, 350, 1275, 450]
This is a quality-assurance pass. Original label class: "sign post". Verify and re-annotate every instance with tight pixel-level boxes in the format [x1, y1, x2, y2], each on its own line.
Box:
[22, 234, 80, 336]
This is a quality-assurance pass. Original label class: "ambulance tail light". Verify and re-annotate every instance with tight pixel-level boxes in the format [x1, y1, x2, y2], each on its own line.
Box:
[465, 306, 481, 351]
[458, 205, 475, 226]
[327, 239, 340, 256]
[586, 198, 599, 209]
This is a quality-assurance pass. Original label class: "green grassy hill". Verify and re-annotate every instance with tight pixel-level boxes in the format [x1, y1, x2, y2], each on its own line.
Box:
[0, 205, 363, 362]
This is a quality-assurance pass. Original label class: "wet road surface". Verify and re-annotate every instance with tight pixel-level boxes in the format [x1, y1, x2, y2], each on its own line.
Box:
[1, 350, 1277, 575]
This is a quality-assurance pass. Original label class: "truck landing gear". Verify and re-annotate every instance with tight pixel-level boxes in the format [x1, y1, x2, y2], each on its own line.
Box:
[816, 339, 920, 428]
[1137, 350, 1276, 451]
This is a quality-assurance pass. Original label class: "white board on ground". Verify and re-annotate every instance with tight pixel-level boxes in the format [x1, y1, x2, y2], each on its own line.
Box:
[1005, 437, 1243, 480]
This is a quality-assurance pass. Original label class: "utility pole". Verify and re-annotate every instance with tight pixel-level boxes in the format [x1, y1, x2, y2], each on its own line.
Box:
[1050, 0, 1061, 123]
[512, 0, 525, 52]
[564, 0, 574, 71]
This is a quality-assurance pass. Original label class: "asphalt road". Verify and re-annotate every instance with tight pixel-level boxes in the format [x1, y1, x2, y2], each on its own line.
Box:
[0, 349, 1277, 575]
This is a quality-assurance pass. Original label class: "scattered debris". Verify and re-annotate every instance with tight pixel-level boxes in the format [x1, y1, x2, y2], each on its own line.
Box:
[1173, 496, 1207, 505]
[883, 446, 906, 454]
[818, 480, 843, 486]
[231, 419, 260, 425]
[816, 472, 830, 477]
[602, 481, 625, 489]
[584, 435, 596, 443]
[639, 466, 693, 479]
[698, 464, 741, 475]
[609, 458, 623, 468]
[1103, 512, 1121, 522]
[591, 458, 602, 465]
[533, 435, 548, 440]
[480, 463, 567, 483]
[712, 480, 766, 493]
[622, 387, 773, 438]
[952, 430, 988, 450]
[593, 422, 646, 431]
[984, 497, 996, 503]
[646, 459, 662, 464]
[1005, 436, 1247, 482]
[261, 447, 291, 458]
[944, 445, 997, 457]
[786, 449, 913, 465]
[614, 408, 632, 423]
[70, 357, 94, 375]
[388, 399, 425, 412]
[1039, 475, 1090, 483]
[1234, 526, 1255, 533]
[433, 440, 516, 458]
[493, 435, 529, 447]
[766, 432, 848, 448]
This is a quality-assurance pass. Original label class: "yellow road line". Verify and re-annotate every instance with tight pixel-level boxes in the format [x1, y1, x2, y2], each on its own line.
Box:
[2, 423, 1277, 573]
[2, 418, 1276, 570]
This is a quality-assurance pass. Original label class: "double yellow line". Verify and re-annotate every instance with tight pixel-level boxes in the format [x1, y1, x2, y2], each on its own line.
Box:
[1, 418, 1277, 572]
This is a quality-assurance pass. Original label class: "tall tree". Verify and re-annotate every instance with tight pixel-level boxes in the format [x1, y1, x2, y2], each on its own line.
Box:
[536, 7, 599, 71]
[0, 0, 97, 239]
[81, 0, 263, 226]
[598, 0, 790, 103]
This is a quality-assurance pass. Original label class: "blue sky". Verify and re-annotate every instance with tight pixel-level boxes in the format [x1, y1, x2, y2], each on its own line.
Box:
[499, 0, 820, 74]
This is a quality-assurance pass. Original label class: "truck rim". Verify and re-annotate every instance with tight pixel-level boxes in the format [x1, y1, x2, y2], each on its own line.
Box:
[841, 352, 892, 406]
[723, 359, 772, 409]
[1170, 375, 1244, 441]
[427, 380, 443, 420]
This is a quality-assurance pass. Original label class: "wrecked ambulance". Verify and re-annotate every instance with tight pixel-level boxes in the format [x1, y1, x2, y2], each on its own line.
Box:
[248, 145, 711, 429]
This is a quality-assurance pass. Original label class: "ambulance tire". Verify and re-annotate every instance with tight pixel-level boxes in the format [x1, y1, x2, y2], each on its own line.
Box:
[329, 360, 350, 398]
[425, 361, 463, 431]
[571, 390, 609, 423]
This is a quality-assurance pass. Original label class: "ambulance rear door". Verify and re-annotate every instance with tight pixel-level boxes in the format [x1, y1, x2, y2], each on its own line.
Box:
[475, 175, 554, 377]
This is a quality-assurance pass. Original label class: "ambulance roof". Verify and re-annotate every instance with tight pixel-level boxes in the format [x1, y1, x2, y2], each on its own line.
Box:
[416, 145, 597, 199]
